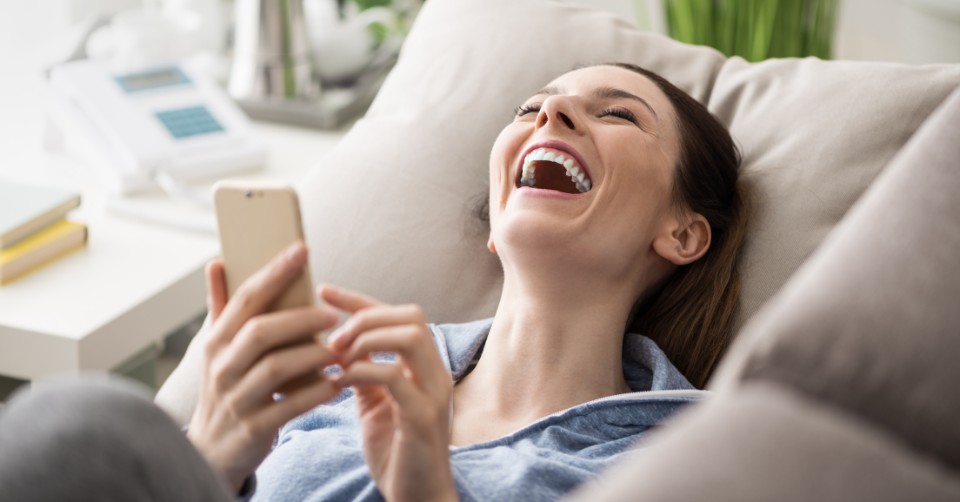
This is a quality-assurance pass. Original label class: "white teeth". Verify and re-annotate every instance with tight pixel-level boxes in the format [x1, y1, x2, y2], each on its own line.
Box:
[520, 163, 536, 186]
[519, 147, 593, 193]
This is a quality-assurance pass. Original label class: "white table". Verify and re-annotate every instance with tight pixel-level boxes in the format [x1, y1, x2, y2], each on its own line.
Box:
[0, 124, 347, 382]
[0, 7, 349, 382]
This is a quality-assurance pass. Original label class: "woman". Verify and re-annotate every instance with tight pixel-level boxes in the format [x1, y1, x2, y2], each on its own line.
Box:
[0, 63, 745, 501]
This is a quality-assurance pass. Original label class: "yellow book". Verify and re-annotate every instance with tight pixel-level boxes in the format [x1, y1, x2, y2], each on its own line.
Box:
[0, 220, 88, 285]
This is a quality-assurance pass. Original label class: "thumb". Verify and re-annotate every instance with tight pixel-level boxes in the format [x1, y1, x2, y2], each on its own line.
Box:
[205, 259, 228, 321]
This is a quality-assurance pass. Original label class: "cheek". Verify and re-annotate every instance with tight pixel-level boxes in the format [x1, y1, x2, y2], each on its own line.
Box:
[604, 133, 674, 193]
[489, 124, 526, 181]
[596, 141, 677, 229]
[488, 123, 529, 212]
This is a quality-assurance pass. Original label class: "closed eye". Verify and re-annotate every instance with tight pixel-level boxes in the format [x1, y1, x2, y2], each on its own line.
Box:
[601, 107, 638, 125]
[514, 103, 541, 117]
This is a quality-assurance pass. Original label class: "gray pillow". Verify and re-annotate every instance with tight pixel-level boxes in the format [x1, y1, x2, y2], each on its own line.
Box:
[712, 87, 960, 470]
[567, 383, 960, 501]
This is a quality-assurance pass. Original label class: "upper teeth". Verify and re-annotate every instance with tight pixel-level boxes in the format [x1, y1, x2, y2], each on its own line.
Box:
[519, 147, 592, 192]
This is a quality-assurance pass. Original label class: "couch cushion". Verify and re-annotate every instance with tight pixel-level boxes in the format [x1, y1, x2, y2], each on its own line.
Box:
[708, 58, 960, 326]
[711, 87, 960, 469]
[566, 383, 960, 502]
[300, 0, 960, 343]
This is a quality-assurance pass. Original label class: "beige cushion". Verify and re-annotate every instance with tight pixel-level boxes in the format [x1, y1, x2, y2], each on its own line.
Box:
[299, 0, 960, 339]
[711, 87, 960, 469]
[566, 383, 960, 502]
[711, 58, 960, 325]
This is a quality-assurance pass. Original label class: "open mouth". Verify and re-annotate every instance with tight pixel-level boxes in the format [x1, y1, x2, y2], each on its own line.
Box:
[516, 147, 592, 194]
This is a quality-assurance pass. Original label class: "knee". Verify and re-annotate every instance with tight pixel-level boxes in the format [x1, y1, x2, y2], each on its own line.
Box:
[0, 376, 173, 461]
[0, 376, 183, 499]
[4, 376, 156, 429]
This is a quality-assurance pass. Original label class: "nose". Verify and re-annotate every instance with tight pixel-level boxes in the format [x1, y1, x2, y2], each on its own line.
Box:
[536, 96, 578, 131]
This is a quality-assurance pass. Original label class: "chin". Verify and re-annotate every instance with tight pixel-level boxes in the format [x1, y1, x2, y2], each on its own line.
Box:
[493, 211, 589, 270]
[499, 207, 569, 238]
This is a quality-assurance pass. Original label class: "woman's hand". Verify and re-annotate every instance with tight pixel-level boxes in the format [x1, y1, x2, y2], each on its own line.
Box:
[322, 286, 458, 502]
[187, 243, 342, 492]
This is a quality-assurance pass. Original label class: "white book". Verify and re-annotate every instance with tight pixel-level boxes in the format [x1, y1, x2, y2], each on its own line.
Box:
[0, 180, 81, 248]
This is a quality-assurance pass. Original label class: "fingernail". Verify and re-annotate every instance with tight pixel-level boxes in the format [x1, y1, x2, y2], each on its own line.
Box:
[327, 328, 343, 346]
[285, 242, 306, 264]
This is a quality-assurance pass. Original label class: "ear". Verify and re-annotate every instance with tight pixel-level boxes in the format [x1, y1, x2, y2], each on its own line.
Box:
[487, 237, 497, 254]
[652, 213, 711, 266]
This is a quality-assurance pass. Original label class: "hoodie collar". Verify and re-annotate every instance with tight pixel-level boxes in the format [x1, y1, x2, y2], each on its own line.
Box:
[431, 318, 694, 392]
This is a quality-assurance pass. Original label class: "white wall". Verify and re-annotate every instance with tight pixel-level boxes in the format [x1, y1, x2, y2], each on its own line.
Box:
[835, 0, 960, 63]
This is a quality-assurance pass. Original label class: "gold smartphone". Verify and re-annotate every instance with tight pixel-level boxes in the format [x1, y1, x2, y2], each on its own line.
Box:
[213, 181, 314, 311]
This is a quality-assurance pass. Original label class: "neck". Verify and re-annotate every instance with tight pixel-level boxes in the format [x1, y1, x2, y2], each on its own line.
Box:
[454, 265, 636, 426]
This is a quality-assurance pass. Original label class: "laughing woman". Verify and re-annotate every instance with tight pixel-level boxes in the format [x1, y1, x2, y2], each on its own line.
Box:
[0, 63, 746, 502]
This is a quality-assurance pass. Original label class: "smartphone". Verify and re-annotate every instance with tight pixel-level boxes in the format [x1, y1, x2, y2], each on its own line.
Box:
[213, 181, 314, 311]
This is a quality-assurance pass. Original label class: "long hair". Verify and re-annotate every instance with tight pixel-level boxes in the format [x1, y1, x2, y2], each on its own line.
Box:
[612, 63, 748, 389]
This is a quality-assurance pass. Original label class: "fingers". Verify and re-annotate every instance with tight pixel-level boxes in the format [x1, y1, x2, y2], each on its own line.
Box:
[205, 259, 227, 321]
[328, 302, 450, 401]
[249, 377, 342, 439]
[318, 284, 383, 315]
[337, 361, 426, 414]
[328, 303, 424, 351]
[229, 341, 338, 414]
[218, 306, 340, 381]
[315, 288, 451, 428]
[212, 242, 308, 346]
[339, 324, 450, 399]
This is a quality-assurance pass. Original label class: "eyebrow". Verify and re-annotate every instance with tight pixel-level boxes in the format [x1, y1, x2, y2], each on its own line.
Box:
[534, 85, 660, 121]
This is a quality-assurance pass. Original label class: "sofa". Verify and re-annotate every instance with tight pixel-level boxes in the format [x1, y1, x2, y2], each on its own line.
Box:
[156, 0, 960, 499]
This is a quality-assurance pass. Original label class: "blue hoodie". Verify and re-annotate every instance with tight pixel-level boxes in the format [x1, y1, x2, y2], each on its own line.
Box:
[251, 318, 704, 501]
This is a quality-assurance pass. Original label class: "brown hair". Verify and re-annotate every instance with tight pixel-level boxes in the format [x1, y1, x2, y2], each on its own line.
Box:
[611, 63, 748, 389]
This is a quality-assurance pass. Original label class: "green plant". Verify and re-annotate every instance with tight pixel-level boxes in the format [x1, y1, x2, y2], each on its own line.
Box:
[346, 0, 420, 45]
[664, 0, 838, 61]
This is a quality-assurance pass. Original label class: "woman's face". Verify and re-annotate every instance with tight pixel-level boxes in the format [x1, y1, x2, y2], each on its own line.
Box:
[488, 65, 682, 279]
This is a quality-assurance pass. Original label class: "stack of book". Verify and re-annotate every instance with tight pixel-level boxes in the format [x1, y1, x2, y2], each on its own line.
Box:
[0, 180, 88, 285]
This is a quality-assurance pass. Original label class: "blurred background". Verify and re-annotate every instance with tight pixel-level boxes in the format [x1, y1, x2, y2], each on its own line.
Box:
[2, 0, 958, 143]
[1, 0, 958, 402]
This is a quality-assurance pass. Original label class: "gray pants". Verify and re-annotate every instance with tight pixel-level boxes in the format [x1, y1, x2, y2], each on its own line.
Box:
[0, 377, 233, 501]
